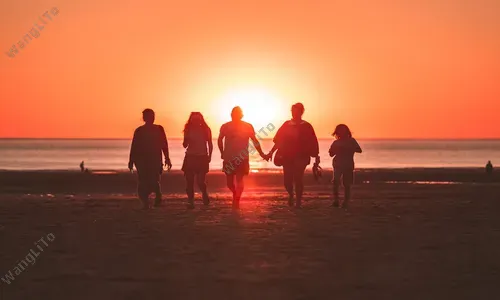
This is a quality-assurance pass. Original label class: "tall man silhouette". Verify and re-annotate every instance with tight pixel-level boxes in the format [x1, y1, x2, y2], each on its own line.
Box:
[129, 109, 172, 209]
[218, 106, 268, 208]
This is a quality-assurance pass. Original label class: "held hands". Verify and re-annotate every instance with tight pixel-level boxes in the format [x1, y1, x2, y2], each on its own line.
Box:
[164, 158, 172, 171]
[266, 152, 273, 161]
[128, 161, 134, 171]
[261, 152, 272, 162]
[315, 156, 320, 165]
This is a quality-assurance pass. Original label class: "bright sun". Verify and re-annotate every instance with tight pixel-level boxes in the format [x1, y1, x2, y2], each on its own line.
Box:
[215, 88, 287, 131]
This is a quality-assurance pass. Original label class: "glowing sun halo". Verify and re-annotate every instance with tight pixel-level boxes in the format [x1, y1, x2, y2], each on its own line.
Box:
[215, 88, 286, 130]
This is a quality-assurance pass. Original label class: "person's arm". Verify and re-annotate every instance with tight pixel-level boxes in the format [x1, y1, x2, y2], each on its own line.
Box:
[309, 124, 320, 164]
[329, 141, 336, 157]
[267, 121, 287, 157]
[268, 144, 279, 156]
[128, 129, 138, 170]
[250, 135, 268, 160]
[248, 124, 267, 160]
[182, 131, 189, 148]
[160, 126, 172, 169]
[353, 138, 362, 153]
[217, 125, 225, 159]
[207, 128, 213, 162]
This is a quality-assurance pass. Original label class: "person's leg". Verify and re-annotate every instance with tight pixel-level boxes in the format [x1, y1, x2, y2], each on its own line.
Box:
[153, 173, 162, 207]
[226, 174, 236, 193]
[138, 182, 150, 209]
[223, 160, 236, 192]
[185, 172, 195, 208]
[294, 163, 307, 208]
[344, 185, 351, 207]
[225, 173, 238, 207]
[283, 163, 294, 206]
[342, 170, 354, 209]
[197, 172, 210, 205]
[332, 168, 341, 207]
[233, 173, 245, 209]
[137, 170, 151, 209]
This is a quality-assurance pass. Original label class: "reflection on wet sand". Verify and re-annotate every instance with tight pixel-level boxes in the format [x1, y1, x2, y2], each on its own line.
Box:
[363, 181, 463, 185]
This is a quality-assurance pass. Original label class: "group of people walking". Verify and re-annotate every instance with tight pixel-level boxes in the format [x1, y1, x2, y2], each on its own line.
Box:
[128, 103, 362, 210]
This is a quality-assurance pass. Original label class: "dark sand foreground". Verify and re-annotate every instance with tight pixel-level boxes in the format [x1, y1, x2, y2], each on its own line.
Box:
[1, 169, 500, 299]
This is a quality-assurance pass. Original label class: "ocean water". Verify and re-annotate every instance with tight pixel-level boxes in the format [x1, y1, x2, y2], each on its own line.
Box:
[0, 139, 499, 171]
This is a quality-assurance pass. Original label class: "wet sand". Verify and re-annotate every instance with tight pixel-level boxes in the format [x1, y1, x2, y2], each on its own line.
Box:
[1, 169, 500, 299]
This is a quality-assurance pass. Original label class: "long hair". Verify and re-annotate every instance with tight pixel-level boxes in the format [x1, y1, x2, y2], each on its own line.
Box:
[183, 112, 210, 136]
[332, 124, 352, 140]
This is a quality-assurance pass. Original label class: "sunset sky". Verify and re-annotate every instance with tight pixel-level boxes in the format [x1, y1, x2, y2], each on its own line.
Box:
[1, 0, 499, 139]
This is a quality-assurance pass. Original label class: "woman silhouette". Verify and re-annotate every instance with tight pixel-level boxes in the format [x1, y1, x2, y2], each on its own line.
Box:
[182, 112, 213, 208]
[267, 103, 319, 207]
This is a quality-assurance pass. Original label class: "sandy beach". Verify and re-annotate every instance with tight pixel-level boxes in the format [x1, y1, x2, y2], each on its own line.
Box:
[1, 169, 500, 299]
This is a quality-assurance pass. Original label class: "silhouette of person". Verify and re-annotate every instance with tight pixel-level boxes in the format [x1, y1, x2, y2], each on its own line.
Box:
[182, 112, 213, 209]
[329, 124, 362, 209]
[128, 109, 172, 209]
[486, 160, 493, 175]
[218, 106, 268, 209]
[80, 161, 85, 172]
[267, 103, 319, 208]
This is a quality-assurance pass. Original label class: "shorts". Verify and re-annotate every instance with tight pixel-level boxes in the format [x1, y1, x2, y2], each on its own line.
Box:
[282, 155, 311, 167]
[182, 154, 209, 174]
[222, 159, 250, 176]
[136, 165, 162, 182]
[333, 167, 354, 186]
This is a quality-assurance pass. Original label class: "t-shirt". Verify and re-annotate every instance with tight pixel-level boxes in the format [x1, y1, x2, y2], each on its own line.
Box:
[129, 124, 168, 169]
[329, 137, 361, 169]
[219, 121, 255, 161]
[185, 127, 211, 156]
[273, 120, 319, 161]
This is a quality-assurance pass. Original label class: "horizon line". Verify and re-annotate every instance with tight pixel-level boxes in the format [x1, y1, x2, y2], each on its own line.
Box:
[1, 137, 500, 141]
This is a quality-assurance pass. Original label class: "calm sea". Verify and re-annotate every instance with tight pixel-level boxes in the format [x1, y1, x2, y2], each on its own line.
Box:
[0, 139, 498, 171]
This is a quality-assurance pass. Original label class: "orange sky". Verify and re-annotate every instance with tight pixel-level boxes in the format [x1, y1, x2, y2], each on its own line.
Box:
[1, 0, 499, 139]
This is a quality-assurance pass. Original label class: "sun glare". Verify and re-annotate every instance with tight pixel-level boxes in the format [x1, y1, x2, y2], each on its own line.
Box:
[215, 88, 287, 131]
